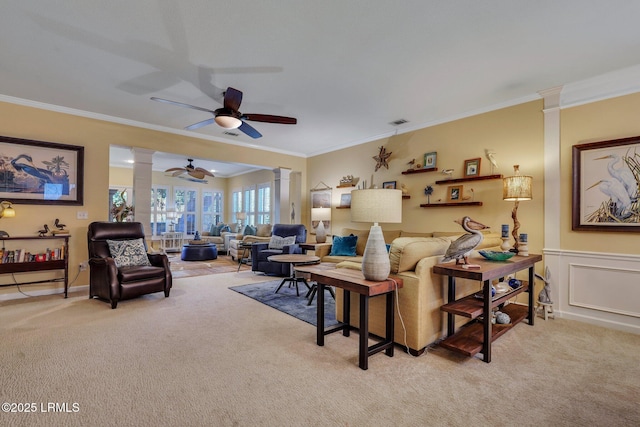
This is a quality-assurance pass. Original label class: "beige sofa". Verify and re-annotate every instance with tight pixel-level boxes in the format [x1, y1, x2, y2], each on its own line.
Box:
[228, 224, 273, 260]
[315, 227, 503, 356]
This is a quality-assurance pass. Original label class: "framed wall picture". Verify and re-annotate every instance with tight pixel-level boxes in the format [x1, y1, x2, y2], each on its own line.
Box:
[447, 185, 463, 202]
[572, 135, 640, 231]
[382, 181, 397, 189]
[464, 158, 481, 178]
[424, 152, 437, 169]
[339, 193, 351, 207]
[0, 136, 84, 205]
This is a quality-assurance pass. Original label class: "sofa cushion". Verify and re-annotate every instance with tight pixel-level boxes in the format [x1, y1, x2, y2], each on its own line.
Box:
[268, 235, 296, 250]
[107, 238, 151, 268]
[243, 224, 257, 236]
[330, 235, 358, 256]
[389, 237, 451, 274]
[256, 224, 272, 237]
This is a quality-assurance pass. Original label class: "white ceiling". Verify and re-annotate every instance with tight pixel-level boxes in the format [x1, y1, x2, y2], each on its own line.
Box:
[3, 1, 640, 171]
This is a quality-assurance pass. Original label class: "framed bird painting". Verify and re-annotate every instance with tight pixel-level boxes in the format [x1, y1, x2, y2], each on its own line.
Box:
[464, 158, 481, 178]
[572, 135, 640, 232]
[0, 136, 84, 205]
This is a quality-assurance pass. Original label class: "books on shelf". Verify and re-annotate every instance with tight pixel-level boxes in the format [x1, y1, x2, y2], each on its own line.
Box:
[0, 246, 65, 263]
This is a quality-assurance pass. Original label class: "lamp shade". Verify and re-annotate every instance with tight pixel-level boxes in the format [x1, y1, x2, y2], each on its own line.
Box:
[311, 207, 331, 221]
[503, 165, 532, 201]
[0, 201, 15, 218]
[350, 189, 402, 281]
[236, 212, 247, 220]
[350, 189, 402, 224]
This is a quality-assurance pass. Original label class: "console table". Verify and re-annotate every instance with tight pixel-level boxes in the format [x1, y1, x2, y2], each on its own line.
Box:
[160, 232, 183, 253]
[295, 265, 403, 370]
[433, 254, 542, 362]
[0, 235, 70, 297]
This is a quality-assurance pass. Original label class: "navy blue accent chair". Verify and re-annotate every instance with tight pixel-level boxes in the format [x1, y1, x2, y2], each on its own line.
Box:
[251, 224, 307, 276]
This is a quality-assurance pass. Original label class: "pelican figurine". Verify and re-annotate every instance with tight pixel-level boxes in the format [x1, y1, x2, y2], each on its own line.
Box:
[38, 224, 50, 237]
[54, 218, 66, 230]
[442, 216, 489, 265]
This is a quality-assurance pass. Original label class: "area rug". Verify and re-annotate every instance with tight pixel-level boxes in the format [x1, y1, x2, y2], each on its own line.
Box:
[230, 280, 338, 327]
[168, 254, 248, 278]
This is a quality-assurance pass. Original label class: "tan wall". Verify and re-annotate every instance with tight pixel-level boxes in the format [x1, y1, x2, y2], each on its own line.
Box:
[308, 100, 545, 255]
[560, 92, 640, 254]
[0, 101, 306, 296]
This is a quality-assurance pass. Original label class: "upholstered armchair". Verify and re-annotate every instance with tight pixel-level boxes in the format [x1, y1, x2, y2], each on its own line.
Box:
[251, 224, 307, 276]
[88, 222, 172, 309]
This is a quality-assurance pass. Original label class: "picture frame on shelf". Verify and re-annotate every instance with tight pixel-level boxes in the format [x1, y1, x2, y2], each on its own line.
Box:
[424, 152, 437, 169]
[572, 135, 640, 232]
[339, 193, 351, 207]
[382, 181, 397, 189]
[447, 185, 463, 202]
[464, 157, 481, 178]
[0, 135, 84, 205]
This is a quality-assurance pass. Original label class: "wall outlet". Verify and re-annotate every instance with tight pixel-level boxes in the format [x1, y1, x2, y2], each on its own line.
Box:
[77, 211, 89, 220]
[79, 261, 88, 271]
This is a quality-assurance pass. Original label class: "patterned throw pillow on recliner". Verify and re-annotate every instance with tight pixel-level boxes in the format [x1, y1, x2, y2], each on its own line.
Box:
[107, 238, 151, 268]
[268, 235, 297, 250]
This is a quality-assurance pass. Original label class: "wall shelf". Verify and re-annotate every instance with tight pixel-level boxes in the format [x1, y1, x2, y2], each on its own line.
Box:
[401, 167, 438, 175]
[435, 174, 502, 185]
[420, 201, 483, 208]
[337, 183, 356, 188]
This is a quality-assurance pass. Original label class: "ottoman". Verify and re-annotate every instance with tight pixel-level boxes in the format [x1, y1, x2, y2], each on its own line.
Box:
[181, 244, 218, 261]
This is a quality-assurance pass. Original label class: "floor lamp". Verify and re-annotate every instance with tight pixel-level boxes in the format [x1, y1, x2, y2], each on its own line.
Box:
[503, 165, 532, 253]
[350, 189, 402, 281]
[312, 207, 331, 243]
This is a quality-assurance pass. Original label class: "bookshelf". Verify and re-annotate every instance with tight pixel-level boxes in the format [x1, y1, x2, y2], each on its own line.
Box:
[0, 235, 70, 298]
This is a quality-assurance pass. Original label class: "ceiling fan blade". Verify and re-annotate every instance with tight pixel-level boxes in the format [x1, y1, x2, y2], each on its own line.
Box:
[165, 167, 186, 172]
[185, 117, 215, 130]
[171, 170, 186, 177]
[237, 121, 262, 139]
[194, 167, 215, 177]
[242, 113, 297, 125]
[188, 170, 206, 180]
[151, 97, 215, 114]
[223, 87, 243, 112]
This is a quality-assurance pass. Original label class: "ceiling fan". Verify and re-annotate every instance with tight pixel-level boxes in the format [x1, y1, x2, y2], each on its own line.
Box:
[165, 158, 214, 183]
[151, 87, 297, 139]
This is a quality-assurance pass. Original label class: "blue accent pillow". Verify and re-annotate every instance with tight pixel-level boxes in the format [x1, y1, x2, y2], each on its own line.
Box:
[330, 235, 358, 256]
[243, 224, 256, 236]
[220, 225, 231, 233]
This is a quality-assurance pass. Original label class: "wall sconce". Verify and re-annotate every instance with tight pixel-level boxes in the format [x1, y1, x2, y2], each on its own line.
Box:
[0, 200, 16, 237]
[503, 165, 532, 252]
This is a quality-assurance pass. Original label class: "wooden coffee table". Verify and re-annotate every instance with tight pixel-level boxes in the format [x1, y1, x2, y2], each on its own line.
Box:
[268, 254, 320, 296]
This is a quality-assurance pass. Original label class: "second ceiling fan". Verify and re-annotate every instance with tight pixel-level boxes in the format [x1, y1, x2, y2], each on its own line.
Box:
[151, 87, 297, 139]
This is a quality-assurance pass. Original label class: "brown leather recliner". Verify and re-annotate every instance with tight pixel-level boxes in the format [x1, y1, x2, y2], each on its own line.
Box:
[87, 221, 172, 309]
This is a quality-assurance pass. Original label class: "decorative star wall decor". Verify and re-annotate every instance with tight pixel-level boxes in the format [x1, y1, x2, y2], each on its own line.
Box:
[373, 145, 392, 171]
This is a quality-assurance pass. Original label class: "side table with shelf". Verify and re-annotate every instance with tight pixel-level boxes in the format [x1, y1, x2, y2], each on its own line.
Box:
[433, 254, 542, 362]
[160, 232, 183, 253]
[0, 235, 70, 297]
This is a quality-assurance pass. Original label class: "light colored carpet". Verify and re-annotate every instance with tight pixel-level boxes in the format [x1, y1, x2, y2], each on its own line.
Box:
[1, 271, 639, 427]
[168, 253, 248, 278]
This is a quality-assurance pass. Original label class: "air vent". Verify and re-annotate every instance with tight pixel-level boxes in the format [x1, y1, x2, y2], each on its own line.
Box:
[389, 119, 408, 126]
[223, 131, 240, 137]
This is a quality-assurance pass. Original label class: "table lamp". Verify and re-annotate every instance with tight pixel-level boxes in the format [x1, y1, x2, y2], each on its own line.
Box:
[236, 212, 247, 230]
[351, 189, 402, 281]
[503, 165, 532, 253]
[311, 207, 331, 243]
[166, 210, 177, 232]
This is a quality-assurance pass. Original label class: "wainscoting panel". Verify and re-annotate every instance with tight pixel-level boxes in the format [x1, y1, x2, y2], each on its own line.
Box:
[569, 263, 640, 318]
[544, 249, 640, 335]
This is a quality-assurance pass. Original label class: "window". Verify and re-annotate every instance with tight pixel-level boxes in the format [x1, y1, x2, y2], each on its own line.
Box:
[150, 186, 169, 236]
[232, 189, 243, 224]
[174, 187, 197, 235]
[202, 190, 223, 232]
[256, 182, 271, 225]
[243, 185, 256, 226]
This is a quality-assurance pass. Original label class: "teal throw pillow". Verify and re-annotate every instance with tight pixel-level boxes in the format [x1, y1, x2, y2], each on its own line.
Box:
[220, 225, 231, 233]
[243, 224, 256, 236]
[329, 235, 358, 256]
[209, 223, 217, 235]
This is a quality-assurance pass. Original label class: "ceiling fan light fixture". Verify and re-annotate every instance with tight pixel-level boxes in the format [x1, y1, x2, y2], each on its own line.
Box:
[214, 115, 242, 129]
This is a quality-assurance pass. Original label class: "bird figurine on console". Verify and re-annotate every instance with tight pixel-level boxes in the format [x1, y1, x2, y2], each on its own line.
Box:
[442, 216, 489, 265]
[38, 224, 50, 237]
[54, 218, 66, 230]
